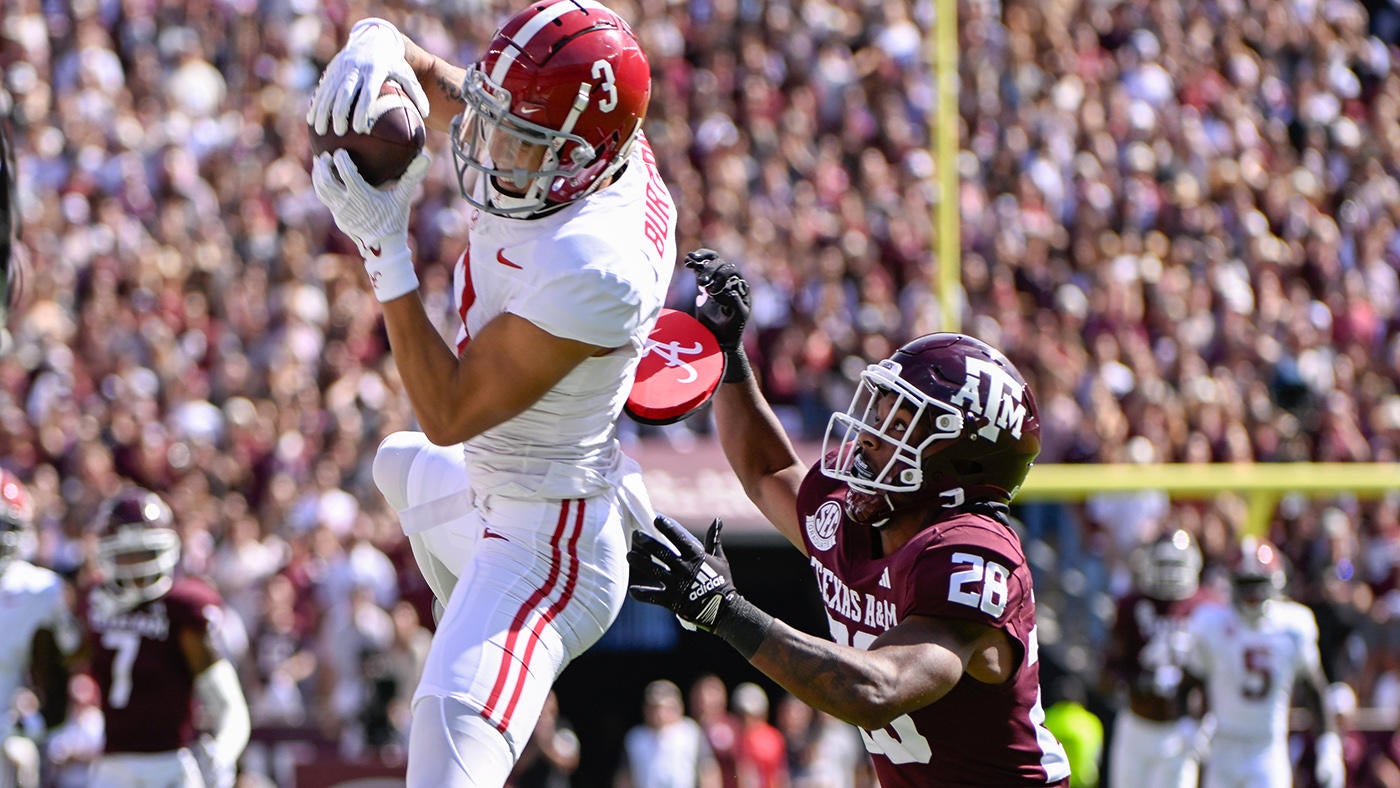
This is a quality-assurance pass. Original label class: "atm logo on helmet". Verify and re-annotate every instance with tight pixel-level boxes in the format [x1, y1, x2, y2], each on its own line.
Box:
[950, 358, 1028, 441]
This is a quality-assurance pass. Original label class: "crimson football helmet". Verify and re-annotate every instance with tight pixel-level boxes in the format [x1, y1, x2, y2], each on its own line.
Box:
[1135, 529, 1202, 601]
[450, 0, 651, 217]
[0, 469, 34, 573]
[821, 333, 1041, 525]
[93, 487, 179, 609]
[1231, 536, 1286, 622]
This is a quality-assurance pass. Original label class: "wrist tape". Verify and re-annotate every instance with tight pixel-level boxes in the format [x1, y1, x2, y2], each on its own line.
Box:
[363, 238, 418, 302]
[713, 594, 773, 659]
[722, 345, 753, 383]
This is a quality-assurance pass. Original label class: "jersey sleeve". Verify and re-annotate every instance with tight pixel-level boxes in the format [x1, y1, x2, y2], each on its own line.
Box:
[511, 263, 652, 349]
[167, 580, 225, 642]
[903, 544, 1027, 630]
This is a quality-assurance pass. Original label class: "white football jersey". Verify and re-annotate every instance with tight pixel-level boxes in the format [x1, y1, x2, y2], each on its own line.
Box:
[1185, 598, 1321, 742]
[451, 137, 676, 499]
[0, 561, 78, 736]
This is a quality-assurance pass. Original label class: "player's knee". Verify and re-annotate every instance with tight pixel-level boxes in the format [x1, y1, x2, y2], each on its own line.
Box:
[373, 431, 429, 511]
[407, 696, 513, 788]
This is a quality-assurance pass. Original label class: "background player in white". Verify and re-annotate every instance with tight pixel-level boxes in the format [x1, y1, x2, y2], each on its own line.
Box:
[1185, 537, 1343, 788]
[307, 1, 677, 784]
[1102, 529, 1214, 788]
[0, 471, 77, 788]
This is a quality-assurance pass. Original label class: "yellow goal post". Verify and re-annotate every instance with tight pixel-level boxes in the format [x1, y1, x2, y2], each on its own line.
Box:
[1019, 463, 1398, 537]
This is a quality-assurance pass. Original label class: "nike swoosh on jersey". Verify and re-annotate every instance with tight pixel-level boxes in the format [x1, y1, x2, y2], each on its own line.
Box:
[496, 249, 524, 269]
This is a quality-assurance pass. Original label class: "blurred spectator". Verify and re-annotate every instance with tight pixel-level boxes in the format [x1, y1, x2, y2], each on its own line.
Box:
[44, 674, 103, 788]
[617, 679, 721, 788]
[690, 673, 741, 787]
[732, 683, 787, 788]
[774, 694, 871, 788]
[1042, 679, 1104, 788]
[508, 691, 580, 788]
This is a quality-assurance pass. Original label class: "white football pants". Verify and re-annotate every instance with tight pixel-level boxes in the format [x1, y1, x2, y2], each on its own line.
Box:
[1109, 712, 1200, 788]
[373, 431, 650, 787]
[88, 749, 204, 787]
[1200, 735, 1290, 788]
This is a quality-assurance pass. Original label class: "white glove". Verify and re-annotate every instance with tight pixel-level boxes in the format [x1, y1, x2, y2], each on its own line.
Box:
[307, 18, 430, 135]
[1314, 731, 1345, 788]
[311, 149, 430, 302]
[194, 736, 236, 788]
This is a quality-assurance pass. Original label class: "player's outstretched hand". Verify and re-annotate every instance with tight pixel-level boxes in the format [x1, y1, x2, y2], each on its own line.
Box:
[307, 18, 430, 136]
[685, 249, 750, 352]
[311, 150, 429, 301]
[628, 514, 737, 632]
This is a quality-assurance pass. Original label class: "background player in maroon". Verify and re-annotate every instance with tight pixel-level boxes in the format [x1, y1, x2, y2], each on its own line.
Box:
[81, 488, 249, 788]
[627, 250, 1070, 787]
[1102, 528, 1214, 788]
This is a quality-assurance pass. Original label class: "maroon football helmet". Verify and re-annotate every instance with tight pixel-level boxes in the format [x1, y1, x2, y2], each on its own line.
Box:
[0, 469, 34, 573]
[450, 0, 651, 217]
[1231, 536, 1286, 622]
[822, 333, 1041, 525]
[93, 487, 179, 609]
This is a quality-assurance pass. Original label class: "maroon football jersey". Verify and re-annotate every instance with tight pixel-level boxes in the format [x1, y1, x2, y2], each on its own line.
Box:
[1104, 589, 1214, 718]
[82, 577, 223, 754]
[796, 468, 1070, 787]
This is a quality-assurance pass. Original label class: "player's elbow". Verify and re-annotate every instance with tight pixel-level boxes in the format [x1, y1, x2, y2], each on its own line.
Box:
[842, 672, 913, 730]
[418, 419, 468, 447]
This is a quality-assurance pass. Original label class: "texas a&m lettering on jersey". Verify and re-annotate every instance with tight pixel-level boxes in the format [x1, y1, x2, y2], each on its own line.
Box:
[796, 469, 1069, 786]
[808, 555, 898, 632]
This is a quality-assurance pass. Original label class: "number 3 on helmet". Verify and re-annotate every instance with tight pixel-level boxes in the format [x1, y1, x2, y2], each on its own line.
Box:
[451, 0, 651, 217]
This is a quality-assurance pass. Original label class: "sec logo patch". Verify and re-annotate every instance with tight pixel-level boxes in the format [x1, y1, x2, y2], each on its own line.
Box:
[805, 501, 842, 552]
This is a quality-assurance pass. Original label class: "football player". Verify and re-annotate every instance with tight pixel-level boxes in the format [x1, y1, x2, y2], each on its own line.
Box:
[81, 488, 249, 788]
[0, 471, 78, 788]
[628, 251, 1071, 786]
[306, 1, 675, 784]
[1102, 528, 1214, 788]
[1184, 537, 1343, 788]
[1, 120, 25, 351]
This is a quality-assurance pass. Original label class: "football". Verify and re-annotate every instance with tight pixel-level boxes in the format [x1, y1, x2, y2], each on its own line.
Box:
[309, 81, 426, 186]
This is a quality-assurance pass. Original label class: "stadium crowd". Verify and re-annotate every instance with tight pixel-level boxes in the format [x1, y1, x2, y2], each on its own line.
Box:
[0, 0, 1398, 784]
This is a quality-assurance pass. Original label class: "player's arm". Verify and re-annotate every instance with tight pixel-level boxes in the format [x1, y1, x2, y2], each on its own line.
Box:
[28, 628, 70, 731]
[629, 516, 1015, 730]
[686, 250, 806, 549]
[379, 301, 605, 445]
[178, 626, 250, 786]
[750, 614, 1010, 730]
[400, 38, 468, 134]
[1297, 619, 1344, 788]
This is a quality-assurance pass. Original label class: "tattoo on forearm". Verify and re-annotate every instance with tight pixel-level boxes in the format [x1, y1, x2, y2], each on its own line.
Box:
[436, 75, 465, 106]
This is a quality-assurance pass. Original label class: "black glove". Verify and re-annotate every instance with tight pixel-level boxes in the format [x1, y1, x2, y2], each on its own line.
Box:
[628, 514, 772, 657]
[685, 248, 753, 382]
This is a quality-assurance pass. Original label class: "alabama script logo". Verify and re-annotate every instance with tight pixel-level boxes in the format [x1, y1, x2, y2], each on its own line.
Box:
[641, 338, 706, 384]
